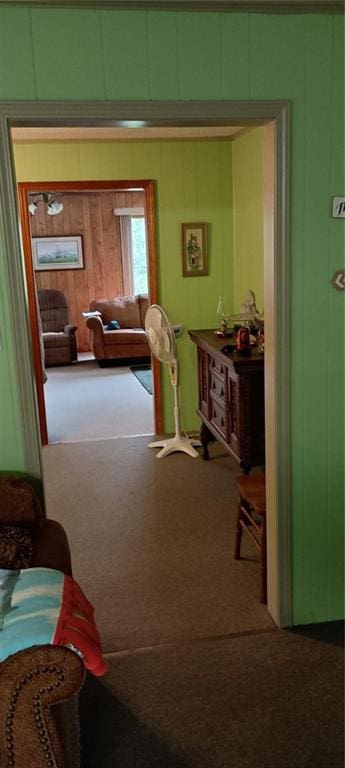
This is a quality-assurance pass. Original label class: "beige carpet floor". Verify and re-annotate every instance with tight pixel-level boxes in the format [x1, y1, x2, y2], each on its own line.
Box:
[42, 437, 343, 768]
[44, 361, 153, 443]
[42, 437, 273, 653]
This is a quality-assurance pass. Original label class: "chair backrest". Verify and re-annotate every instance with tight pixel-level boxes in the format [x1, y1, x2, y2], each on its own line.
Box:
[38, 289, 69, 333]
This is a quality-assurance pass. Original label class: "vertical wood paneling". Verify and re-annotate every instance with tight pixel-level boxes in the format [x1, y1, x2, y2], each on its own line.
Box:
[251, 15, 308, 99]
[0, 8, 36, 99]
[327, 17, 345, 618]
[177, 12, 223, 99]
[0, 232, 25, 469]
[101, 11, 150, 99]
[30, 9, 105, 100]
[232, 128, 264, 312]
[298, 16, 333, 623]
[221, 14, 251, 99]
[30, 191, 142, 351]
[147, 11, 180, 99]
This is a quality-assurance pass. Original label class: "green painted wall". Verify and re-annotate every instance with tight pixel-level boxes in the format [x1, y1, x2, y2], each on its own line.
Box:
[13, 138, 234, 434]
[232, 128, 264, 313]
[0, 7, 344, 625]
[0, 232, 25, 469]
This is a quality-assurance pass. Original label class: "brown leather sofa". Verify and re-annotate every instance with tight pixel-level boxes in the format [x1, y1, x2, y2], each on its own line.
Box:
[85, 294, 150, 366]
[0, 475, 85, 768]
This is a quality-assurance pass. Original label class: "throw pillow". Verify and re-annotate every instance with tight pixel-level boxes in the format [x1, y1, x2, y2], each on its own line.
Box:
[106, 320, 121, 330]
[0, 524, 34, 569]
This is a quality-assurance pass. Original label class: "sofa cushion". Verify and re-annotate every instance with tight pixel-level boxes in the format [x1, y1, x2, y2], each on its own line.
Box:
[90, 296, 141, 328]
[0, 524, 33, 569]
[103, 328, 148, 346]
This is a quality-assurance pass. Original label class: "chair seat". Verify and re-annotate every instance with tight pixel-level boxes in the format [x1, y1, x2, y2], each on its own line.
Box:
[43, 332, 71, 348]
[235, 474, 266, 514]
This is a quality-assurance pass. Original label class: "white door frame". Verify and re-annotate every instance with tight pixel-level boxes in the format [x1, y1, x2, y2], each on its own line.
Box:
[0, 100, 291, 626]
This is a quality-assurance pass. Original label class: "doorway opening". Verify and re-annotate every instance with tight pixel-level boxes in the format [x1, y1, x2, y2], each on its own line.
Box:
[0, 101, 290, 628]
[17, 178, 161, 446]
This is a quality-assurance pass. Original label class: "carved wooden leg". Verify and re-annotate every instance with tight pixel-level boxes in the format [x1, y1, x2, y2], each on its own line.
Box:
[260, 513, 267, 604]
[234, 499, 243, 559]
[200, 422, 213, 461]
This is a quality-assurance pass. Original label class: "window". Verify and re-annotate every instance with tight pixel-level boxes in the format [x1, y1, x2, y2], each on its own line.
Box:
[131, 217, 148, 295]
[116, 207, 148, 296]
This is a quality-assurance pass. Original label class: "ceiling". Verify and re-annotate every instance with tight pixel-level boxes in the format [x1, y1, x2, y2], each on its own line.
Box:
[11, 126, 248, 142]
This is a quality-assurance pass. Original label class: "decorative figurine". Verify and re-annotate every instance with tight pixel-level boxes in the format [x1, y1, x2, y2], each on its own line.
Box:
[236, 325, 251, 354]
[215, 296, 229, 336]
[240, 289, 259, 318]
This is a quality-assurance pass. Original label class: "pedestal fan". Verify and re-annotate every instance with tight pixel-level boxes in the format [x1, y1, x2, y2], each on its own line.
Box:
[145, 304, 200, 459]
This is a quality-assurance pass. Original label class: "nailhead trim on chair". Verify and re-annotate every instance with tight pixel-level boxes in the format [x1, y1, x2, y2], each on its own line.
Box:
[4, 666, 65, 767]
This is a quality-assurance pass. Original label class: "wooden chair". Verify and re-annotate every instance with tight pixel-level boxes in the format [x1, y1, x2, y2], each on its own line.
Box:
[234, 473, 267, 603]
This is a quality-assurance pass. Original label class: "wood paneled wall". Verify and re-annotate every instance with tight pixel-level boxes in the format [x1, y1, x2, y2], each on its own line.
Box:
[30, 190, 145, 351]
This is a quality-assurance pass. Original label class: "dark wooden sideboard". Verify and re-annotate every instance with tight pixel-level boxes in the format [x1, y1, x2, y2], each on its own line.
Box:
[189, 329, 265, 473]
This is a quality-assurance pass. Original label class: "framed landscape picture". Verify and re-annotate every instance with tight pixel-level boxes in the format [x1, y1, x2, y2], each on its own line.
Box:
[32, 236, 84, 271]
[182, 222, 208, 277]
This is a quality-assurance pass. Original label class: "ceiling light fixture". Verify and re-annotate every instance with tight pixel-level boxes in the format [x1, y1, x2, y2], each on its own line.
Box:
[27, 192, 64, 217]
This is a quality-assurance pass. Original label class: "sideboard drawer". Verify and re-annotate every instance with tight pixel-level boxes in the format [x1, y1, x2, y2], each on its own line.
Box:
[210, 369, 226, 403]
[209, 356, 226, 378]
[210, 397, 227, 440]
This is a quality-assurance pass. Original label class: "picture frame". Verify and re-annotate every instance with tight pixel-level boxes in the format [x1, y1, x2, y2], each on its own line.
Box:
[182, 222, 208, 277]
[31, 236, 84, 271]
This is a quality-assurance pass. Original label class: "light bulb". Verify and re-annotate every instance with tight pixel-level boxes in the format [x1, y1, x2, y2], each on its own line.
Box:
[28, 202, 37, 216]
[47, 200, 64, 216]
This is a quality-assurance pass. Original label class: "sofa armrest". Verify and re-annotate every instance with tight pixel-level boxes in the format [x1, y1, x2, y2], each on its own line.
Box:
[85, 316, 104, 335]
[64, 324, 78, 336]
[0, 645, 85, 768]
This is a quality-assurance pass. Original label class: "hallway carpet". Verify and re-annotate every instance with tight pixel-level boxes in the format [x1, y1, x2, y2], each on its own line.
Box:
[41, 437, 344, 768]
[42, 437, 273, 653]
[79, 626, 344, 768]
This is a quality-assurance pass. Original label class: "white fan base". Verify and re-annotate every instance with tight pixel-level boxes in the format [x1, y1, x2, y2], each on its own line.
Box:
[148, 436, 201, 459]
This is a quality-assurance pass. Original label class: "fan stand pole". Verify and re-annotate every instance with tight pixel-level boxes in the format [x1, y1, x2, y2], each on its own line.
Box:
[148, 382, 201, 459]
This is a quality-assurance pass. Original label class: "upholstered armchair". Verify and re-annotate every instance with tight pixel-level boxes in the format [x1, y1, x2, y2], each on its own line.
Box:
[86, 294, 150, 366]
[38, 289, 78, 367]
[0, 475, 85, 768]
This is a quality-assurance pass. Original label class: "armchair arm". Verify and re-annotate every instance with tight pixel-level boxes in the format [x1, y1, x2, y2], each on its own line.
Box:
[0, 645, 85, 768]
[64, 324, 78, 336]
